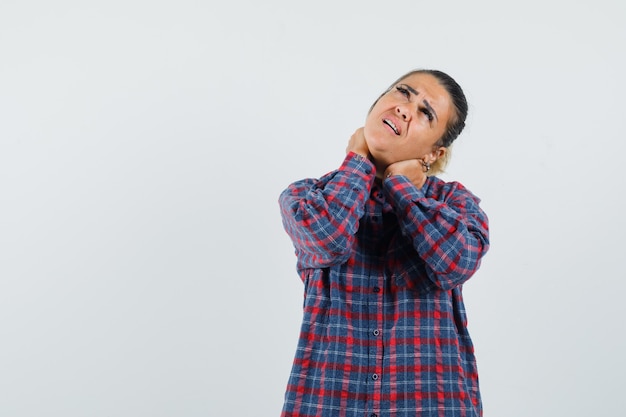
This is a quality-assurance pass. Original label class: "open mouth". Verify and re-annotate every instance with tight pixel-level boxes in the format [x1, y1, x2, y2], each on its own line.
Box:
[383, 118, 400, 135]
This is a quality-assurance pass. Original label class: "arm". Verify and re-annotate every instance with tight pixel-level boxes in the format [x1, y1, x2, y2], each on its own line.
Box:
[278, 152, 376, 269]
[383, 175, 490, 290]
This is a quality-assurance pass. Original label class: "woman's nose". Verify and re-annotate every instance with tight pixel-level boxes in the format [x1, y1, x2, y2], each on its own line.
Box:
[396, 104, 411, 121]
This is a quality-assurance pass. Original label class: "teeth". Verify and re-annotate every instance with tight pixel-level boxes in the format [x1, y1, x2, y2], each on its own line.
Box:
[384, 119, 399, 135]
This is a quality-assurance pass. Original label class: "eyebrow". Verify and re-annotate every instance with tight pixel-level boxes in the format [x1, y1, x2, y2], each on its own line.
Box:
[399, 84, 438, 123]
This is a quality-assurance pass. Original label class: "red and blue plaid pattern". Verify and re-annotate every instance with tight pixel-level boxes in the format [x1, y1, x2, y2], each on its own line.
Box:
[279, 152, 490, 417]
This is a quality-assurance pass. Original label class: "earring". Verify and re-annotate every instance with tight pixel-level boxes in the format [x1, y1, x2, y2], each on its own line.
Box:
[420, 160, 431, 172]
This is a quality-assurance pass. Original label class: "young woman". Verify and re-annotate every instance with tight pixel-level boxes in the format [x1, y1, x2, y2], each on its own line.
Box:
[279, 69, 490, 417]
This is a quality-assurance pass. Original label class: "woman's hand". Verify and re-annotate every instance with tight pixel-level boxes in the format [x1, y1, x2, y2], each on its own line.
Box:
[346, 127, 370, 159]
[384, 159, 430, 188]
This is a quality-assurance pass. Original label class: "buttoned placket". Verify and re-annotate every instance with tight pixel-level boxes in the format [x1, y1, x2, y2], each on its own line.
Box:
[365, 191, 385, 417]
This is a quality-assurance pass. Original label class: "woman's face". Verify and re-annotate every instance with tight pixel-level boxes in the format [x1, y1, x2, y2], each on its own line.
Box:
[364, 72, 453, 167]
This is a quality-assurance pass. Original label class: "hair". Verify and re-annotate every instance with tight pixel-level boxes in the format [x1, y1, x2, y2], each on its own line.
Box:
[370, 69, 469, 175]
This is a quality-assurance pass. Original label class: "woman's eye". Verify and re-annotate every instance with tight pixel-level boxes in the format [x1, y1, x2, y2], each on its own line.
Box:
[395, 86, 410, 98]
[422, 109, 434, 121]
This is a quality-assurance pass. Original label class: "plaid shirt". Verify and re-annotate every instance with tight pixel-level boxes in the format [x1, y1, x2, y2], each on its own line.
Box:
[278, 152, 490, 417]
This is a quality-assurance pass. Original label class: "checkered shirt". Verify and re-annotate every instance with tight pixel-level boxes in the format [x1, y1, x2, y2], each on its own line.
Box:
[279, 152, 490, 417]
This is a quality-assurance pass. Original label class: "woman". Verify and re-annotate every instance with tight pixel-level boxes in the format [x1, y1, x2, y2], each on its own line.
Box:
[278, 69, 490, 417]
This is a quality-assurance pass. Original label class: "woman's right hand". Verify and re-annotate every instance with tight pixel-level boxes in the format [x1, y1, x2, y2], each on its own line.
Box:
[346, 127, 370, 158]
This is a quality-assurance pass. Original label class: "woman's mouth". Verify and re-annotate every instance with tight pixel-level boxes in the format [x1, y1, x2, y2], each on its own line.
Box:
[383, 118, 400, 135]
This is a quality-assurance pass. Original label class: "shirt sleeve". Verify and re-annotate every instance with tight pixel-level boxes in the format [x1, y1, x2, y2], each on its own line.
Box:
[383, 175, 490, 291]
[278, 152, 376, 269]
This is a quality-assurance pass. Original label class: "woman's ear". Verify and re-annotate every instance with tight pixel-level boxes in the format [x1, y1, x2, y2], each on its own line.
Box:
[427, 146, 447, 164]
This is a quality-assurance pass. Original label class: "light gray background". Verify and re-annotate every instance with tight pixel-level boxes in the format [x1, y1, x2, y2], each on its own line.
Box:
[1, 0, 624, 416]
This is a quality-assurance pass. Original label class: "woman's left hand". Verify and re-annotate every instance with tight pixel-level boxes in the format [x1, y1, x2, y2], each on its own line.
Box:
[384, 159, 429, 188]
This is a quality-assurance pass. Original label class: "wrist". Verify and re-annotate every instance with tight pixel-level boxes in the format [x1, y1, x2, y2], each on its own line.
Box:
[383, 165, 399, 179]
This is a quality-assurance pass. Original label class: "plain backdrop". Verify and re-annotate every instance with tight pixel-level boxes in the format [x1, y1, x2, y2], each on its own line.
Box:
[1, 0, 625, 416]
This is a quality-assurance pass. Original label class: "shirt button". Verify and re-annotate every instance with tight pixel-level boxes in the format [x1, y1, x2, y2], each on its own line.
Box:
[371, 414, 378, 417]
[373, 329, 380, 336]
[373, 287, 380, 293]
[372, 374, 379, 380]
